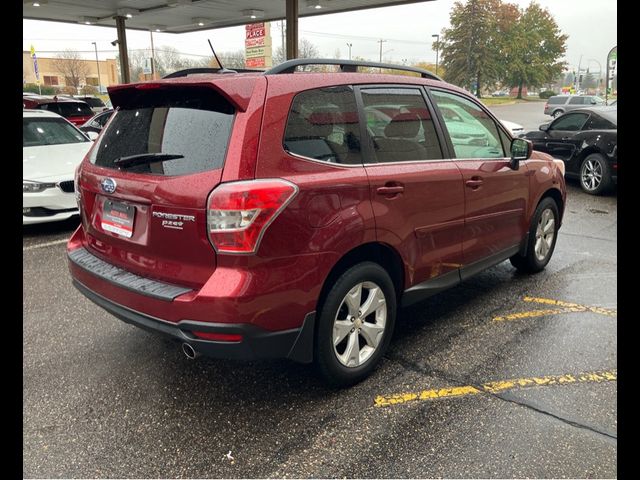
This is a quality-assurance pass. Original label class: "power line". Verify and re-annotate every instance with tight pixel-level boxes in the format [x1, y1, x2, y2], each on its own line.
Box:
[301, 29, 429, 45]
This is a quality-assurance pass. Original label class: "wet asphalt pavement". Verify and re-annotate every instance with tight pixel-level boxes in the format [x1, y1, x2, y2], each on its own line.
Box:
[23, 101, 617, 477]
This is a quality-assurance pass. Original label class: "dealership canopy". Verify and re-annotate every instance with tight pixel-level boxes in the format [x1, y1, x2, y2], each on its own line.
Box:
[24, 0, 434, 83]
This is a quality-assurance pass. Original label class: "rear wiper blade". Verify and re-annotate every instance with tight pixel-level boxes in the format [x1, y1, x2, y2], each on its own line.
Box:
[114, 153, 184, 168]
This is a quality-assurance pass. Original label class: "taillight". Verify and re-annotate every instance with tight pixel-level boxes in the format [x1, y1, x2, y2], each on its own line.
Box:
[207, 179, 298, 254]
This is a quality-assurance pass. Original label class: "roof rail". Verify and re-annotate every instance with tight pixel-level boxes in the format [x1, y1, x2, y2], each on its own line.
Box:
[265, 58, 442, 81]
[163, 67, 262, 78]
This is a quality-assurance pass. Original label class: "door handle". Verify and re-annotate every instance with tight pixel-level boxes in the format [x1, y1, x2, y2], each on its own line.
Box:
[376, 185, 404, 195]
[465, 178, 483, 189]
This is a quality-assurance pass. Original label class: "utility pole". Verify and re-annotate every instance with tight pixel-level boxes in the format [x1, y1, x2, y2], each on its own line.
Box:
[432, 33, 440, 76]
[91, 42, 101, 93]
[346, 42, 352, 60]
[576, 54, 583, 92]
[280, 20, 285, 61]
[149, 30, 156, 80]
[378, 39, 387, 63]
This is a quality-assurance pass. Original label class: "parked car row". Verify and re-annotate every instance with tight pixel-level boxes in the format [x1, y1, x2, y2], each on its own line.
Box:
[23, 93, 109, 125]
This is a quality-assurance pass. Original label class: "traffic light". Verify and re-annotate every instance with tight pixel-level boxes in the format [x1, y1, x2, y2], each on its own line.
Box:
[579, 74, 583, 83]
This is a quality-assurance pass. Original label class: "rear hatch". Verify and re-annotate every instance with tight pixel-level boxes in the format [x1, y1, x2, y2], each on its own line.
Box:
[52, 101, 94, 126]
[77, 81, 254, 288]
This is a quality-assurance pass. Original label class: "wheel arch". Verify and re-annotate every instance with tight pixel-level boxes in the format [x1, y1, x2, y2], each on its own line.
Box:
[538, 187, 565, 225]
[316, 242, 405, 314]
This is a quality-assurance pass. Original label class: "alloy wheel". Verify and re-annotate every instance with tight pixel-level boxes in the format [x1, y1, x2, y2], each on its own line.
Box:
[581, 158, 603, 192]
[534, 208, 556, 262]
[332, 281, 387, 367]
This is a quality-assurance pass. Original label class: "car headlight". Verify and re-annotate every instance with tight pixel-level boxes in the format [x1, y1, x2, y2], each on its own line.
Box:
[23, 180, 56, 193]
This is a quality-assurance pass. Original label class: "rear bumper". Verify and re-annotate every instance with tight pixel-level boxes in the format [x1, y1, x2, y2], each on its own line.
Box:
[73, 279, 315, 363]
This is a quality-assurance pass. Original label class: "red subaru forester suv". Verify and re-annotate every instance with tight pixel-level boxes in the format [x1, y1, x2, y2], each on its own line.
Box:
[67, 59, 566, 387]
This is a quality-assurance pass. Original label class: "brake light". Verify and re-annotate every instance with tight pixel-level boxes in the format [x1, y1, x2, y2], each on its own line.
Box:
[192, 331, 243, 342]
[207, 179, 298, 254]
[135, 83, 164, 89]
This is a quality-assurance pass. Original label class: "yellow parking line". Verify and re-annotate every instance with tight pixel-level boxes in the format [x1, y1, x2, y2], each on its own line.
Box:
[492, 297, 617, 321]
[493, 308, 574, 321]
[523, 296, 617, 317]
[374, 370, 617, 407]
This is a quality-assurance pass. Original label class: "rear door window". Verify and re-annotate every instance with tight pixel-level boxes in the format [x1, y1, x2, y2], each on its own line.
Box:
[89, 87, 234, 176]
[548, 97, 566, 105]
[360, 87, 443, 163]
[283, 86, 362, 165]
[568, 97, 584, 105]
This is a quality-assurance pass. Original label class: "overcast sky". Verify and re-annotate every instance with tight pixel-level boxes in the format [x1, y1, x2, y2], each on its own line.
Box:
[23, 0, 617, 73]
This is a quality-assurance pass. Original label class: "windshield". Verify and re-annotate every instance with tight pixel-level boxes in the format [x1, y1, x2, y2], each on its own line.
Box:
[23, 117, 89, 147]
[90, 88, 234, 176]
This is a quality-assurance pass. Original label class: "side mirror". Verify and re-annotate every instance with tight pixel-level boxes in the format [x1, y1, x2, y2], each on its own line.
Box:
[539, 123, 550, 131]
[510, 138, 532, 169]
[86, 131, 99, 141]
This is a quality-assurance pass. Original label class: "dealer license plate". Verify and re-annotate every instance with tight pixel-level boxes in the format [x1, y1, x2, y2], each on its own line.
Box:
[102, 199, 135, 238]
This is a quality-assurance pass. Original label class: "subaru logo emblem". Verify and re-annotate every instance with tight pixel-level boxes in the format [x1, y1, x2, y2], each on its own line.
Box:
[100, 178, 117, 194]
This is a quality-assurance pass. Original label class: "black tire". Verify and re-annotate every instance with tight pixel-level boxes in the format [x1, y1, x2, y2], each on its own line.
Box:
[315, 262, 396, 388]
[552, 109, 564, 118]
[579, 153, 612, 195]
[510, 197, 559, 273]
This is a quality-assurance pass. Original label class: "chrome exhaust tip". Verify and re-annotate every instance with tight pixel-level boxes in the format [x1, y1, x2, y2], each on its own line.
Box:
[182, 343, 199, 360]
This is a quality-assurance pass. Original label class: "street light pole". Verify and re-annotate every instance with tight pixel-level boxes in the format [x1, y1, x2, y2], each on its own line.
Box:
[378, 39, 387, 63]
[587, 58, 602, 94]
[432, 34, 439, 76]
[91, 42, 101, 93]
[346, 43, 352, 60]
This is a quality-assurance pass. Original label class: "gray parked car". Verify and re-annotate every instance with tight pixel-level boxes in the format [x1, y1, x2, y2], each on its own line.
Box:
[544, 95, 605, 117]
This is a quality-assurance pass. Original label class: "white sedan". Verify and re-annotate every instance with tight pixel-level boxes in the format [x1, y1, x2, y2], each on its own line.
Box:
[499, 119, 525, 136]
[23, 110, 96, 225]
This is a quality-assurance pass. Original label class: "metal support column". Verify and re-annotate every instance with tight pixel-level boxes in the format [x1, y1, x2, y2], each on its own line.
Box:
[115, 16, 131, 83]
[285, 0, 298, 60]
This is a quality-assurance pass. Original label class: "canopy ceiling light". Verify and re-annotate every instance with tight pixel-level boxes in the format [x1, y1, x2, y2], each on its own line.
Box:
[151, 24, 166, 32]
[192, 17, 210, 26]
[116, 8, 139, 18]
[307, 0, 323, 9]
[79, 16, 98, 25]
[25, 0, 48, 6]
[242, 9, 264, 19]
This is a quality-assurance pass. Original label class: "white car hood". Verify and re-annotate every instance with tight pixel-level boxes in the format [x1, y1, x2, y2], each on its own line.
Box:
[23, 142, 92, 181]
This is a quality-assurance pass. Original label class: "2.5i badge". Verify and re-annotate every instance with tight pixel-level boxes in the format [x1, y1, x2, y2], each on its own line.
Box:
[102, 199, 135, 238]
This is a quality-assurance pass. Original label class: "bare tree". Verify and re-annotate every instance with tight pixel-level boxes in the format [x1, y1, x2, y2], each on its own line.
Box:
[154, 46, 200, 76]
[299, 38, 320, 58]
[204, 50, 246, 69]
[272, 38, 321, 66]
[222, 50, 247, 69]
[53, 49, 89, 92]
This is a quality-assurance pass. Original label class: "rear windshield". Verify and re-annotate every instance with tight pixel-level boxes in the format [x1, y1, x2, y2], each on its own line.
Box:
[89, 87, 234, 176]
[82, 97, 105, 107]
[41, 102, 94, 117]
[23, 117, 89, 147]
[548, 97, 566, 104]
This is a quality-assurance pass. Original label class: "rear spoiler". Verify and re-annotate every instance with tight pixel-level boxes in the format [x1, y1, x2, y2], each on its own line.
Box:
[107, 76, 260, 112]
